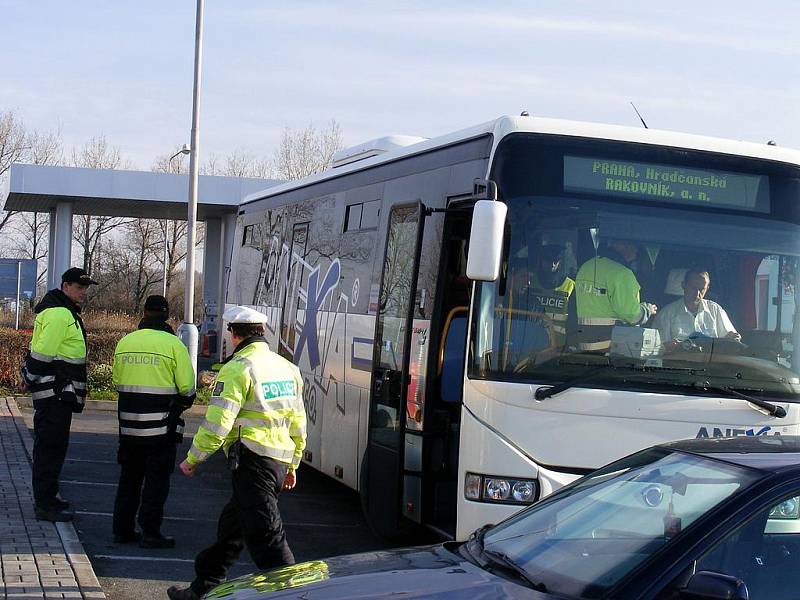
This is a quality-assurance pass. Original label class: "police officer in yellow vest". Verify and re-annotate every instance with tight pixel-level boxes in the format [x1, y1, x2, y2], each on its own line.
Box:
[111, 295, 195, 548]
[575, 239, 658, 351]
[168, 305, 306, 600]
[23, 267, 97, 522]
[528, 245, 575, 346]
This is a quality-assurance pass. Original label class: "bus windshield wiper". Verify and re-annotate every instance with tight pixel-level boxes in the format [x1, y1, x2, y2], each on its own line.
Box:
[534, 362, 704, 401]
[534, 366, 610, 400]
[693, 381, 787, 418]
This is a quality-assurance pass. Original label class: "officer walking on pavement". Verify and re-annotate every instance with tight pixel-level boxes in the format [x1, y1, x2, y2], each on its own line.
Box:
[22, 267, 97, 522]
[168, 305, 307, 600]
[112, 295, 196, 548]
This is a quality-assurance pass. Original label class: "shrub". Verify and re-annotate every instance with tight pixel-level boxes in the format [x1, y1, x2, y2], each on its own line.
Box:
[88, 363, 115, 393]
[88, 330, 128, 365]
[0, 327, 128, 390]
[0, 329, 31, 390]
[84, 310, 139, 333]
[0, 312, 190, 396]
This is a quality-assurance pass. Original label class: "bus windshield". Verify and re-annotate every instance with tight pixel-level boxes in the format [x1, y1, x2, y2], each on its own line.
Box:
[470, 134, 800, 399]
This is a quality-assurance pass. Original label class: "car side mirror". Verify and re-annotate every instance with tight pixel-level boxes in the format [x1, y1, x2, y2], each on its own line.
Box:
[466, 200, 507, 282]
[679, 571, 748, 600]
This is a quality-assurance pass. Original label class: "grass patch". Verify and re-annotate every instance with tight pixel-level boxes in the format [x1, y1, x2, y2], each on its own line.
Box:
[88, 390, 118, 401]
[196, 387, 211, 405]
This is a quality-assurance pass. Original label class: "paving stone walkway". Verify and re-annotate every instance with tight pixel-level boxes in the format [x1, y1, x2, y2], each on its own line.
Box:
[1, 398, 105, 599]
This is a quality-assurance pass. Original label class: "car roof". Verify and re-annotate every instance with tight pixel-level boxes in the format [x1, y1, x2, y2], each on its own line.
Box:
[662, 436, 800, 472]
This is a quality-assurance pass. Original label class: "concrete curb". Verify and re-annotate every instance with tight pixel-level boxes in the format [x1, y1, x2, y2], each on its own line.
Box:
[13, 395, 209, 417]
[4, 397, 106, 599]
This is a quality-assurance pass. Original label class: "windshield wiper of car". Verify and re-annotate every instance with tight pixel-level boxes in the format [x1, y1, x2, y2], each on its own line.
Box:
[482, 547, 548, 593]
[693, 381, 787, 418]
[460, 525, 547, 591]
[534, 361, 704, 401]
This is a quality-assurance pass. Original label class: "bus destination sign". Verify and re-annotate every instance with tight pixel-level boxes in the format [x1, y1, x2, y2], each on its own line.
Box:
[563, 155, 768, 212]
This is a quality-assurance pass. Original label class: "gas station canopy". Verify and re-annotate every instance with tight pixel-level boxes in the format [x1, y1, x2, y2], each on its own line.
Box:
[5, 163, 277, 220]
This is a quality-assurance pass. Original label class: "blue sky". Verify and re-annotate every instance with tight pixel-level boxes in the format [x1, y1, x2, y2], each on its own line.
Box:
[2, 1, 798, 168]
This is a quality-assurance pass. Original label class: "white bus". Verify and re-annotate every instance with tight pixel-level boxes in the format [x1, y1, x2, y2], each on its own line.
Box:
[226, 116, 800, 541]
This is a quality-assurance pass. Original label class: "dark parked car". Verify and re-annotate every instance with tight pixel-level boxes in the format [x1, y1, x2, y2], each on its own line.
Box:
[204, 436, 800, 599]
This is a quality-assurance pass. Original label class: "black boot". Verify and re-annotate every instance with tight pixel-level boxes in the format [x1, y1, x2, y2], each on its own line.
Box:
[35, 506, 74, 522]
[141, 533, 176, 549]
[166, 586, 199, 600]
[113, 530, 142, 544]
[53, 494, 70, 510]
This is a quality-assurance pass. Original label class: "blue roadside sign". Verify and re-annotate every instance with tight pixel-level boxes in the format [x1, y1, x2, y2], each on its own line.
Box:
[0, 259, 38, 300]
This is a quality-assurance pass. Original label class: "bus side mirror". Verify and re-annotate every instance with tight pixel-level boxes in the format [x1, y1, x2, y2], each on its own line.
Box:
[466, 200, 507, 282]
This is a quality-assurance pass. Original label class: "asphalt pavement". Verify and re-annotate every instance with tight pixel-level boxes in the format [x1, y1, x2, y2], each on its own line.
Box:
[18, 406, 393, 600]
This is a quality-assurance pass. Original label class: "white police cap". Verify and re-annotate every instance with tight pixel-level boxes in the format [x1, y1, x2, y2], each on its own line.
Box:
[223, 305, 268, 325]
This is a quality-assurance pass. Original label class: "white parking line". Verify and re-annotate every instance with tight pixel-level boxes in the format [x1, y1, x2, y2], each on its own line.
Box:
[76, 510, 362, 528]
[77, 510, 214, 523]
[61, 479, 117, 487]
[63, 480, 317, 499]
[69, 441, 112, 446]
[93, 555, 195, 563]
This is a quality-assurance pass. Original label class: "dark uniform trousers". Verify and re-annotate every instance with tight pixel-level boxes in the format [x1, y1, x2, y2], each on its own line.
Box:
[191, 447, 294, 596]
[32, 401, 74, 509]
[113, 442, 177, 537]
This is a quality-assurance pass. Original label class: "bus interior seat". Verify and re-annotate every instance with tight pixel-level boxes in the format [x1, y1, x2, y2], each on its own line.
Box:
[439, 307, 468, 404]
[664, 268, 687, 297]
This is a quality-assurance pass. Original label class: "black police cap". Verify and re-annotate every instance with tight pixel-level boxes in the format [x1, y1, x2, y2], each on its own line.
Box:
[144, 295, 169, 312]
[61, 267, 98, 285]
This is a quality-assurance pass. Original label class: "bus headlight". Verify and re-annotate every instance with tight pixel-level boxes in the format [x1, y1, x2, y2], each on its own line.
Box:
[770, 497, 800, 520]
[512, 480, 535, 502]
[464, 472, 538, 505]
[485, 478, 511, 501]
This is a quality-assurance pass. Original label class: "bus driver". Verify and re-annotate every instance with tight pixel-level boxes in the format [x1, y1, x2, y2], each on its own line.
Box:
[654, 268, 740, 352]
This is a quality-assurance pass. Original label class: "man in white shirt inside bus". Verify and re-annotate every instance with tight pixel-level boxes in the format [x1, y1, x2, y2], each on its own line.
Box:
[654, 268, 741, 352]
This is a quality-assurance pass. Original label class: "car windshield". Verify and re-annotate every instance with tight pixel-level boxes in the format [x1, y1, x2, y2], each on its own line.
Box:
[470, 134, 800, 399]
[480, 447, 761, 598]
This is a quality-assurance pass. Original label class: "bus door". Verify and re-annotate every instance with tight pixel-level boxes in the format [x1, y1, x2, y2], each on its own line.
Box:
[363, 202, 425, 538]
[421, 205, 473, 538]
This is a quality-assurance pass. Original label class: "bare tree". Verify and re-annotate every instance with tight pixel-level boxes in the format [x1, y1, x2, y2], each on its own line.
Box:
[70, 135, 132, 273]
[199, 149, 270, 178]
[152, 145, 188, 175]
[69, 135, 127, 171]
[124, 218, 163, 310]
[0, 110, 31, 234]
[29, 126, 63, 166]
[5, 125, 63, 285]
[10, 212, 49, 287]
[91, 218, 163, 312]
[223, 149, 271, 178]
[272, 120, 344, 180]
[196, 120, 343, 182]
[200, 152, 220, 176]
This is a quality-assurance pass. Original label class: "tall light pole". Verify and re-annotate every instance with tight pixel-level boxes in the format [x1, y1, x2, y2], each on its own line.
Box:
[165, 145, 190, 296]
[177, 0, 204, 376]
[162, 219, 170, 296]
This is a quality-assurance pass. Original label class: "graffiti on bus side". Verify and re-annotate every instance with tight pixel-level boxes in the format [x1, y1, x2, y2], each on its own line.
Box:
[255, 234, 366, 427]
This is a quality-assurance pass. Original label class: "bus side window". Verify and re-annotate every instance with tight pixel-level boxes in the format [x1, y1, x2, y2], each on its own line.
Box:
[440, 308, 468, 403]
